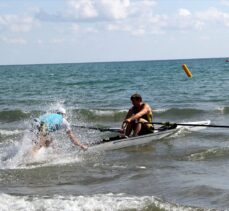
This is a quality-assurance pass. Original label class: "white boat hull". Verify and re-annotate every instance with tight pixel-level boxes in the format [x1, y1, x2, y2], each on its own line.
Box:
[87, 120, 211, 152]
[88, 128, 178, 152]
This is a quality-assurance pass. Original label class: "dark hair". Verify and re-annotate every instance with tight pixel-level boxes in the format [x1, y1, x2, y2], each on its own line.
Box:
[130, 93, 142, 101]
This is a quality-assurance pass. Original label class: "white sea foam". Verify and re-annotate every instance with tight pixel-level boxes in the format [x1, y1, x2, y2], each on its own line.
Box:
[0, 135, 32, 169]
[90, 109, 125, 116]
[153, 108, 168, 113]
[216, 106, 225, 114]
[0, 144, 83, 170]
[187, 147, 229, 161]
[136, 166, 146, 169]
[0, 193, 195, 211]
[0, 129, 23, 136]
[0, 131, 83, 170]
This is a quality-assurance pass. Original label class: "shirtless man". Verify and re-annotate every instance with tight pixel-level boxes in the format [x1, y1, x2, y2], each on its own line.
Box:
[122, 93, 154, 136]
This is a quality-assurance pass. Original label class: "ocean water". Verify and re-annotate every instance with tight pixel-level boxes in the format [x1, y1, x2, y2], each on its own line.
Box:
[0, 58, 229, 210]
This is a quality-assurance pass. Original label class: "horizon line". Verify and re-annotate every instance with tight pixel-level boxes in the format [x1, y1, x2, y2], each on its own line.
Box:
[0, 56, 228, 67]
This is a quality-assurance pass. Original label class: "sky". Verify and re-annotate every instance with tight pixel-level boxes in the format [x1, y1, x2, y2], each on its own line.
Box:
[0, 0, 229, 65]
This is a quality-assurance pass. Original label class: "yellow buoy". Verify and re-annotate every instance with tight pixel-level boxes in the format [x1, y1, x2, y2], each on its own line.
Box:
[182, 64, 192, 78]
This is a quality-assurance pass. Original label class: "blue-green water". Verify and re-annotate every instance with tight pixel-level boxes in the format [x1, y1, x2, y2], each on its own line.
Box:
[0, 58, 229, 210]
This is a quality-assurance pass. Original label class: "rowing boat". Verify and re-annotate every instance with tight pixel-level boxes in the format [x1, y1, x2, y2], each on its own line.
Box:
[88, 127, 178, 152]
[87, 120, 211, 152]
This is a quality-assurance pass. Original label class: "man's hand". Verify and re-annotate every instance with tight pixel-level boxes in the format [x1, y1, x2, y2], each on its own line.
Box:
[124, 118, 131, 123]
[80, 144, 88, 151]
[122, 121, 128, 130]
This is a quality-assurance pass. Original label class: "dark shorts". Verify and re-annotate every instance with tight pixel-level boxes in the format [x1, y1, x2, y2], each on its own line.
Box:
[134, 122, 154, 136]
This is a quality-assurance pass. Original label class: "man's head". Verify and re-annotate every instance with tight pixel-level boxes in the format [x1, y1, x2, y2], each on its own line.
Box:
[130, 93, 142, 102]
[130, 93, 142, 106]
[56, 107, 66, 115]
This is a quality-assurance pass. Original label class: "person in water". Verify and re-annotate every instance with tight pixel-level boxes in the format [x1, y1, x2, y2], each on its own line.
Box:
[122, 93, 154, 136]
[32, 107, 87, 152]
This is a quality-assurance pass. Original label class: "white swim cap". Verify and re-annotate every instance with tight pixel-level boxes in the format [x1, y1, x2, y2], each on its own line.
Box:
[56, 107, 66, 115]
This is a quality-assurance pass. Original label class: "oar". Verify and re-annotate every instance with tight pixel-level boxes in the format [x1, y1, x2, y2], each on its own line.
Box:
[153, 122, 229, 128]
[72, 125, 122, 132]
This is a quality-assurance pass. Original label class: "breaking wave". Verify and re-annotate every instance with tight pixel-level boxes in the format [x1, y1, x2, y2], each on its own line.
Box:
[1, 106, 229, 124]
[0, 193, 202, 211]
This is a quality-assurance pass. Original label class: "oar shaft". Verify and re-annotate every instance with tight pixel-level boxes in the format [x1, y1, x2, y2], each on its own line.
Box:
[153, 122, 229, 128]
[73, 125, 101, 130]
[72, 125, 121, 132]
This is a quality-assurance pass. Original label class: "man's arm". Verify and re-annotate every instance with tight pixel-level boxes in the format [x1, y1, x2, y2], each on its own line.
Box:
[125, 104, 150, 123]
[125, 108, 133, 119]
[67, 130, 87, 150]
[62, 118, 87, 150]
[121, 108, 133, 129]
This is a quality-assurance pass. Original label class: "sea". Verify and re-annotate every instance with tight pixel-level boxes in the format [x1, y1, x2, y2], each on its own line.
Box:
[0, 58, 229, 211]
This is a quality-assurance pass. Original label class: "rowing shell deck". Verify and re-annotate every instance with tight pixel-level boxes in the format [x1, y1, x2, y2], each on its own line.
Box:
[87, 120, 210, 152]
